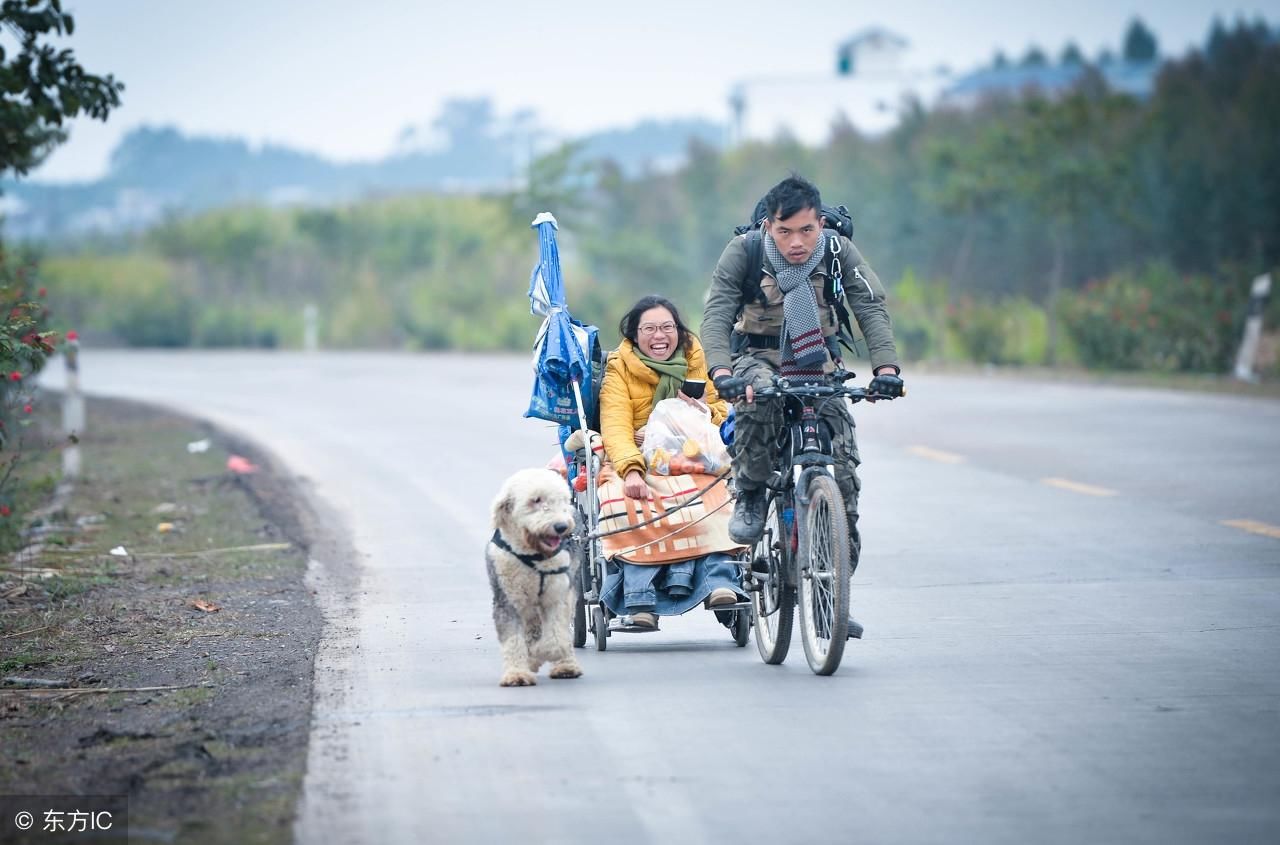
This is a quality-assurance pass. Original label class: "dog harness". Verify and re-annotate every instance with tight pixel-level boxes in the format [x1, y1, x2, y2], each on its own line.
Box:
[491, 531, 570, 597]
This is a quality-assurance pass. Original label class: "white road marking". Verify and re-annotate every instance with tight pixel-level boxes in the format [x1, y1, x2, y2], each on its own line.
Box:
[1040, 477, 1118, 497]
[908, 445, 965, 464]
[1221, 519, 1280, 540]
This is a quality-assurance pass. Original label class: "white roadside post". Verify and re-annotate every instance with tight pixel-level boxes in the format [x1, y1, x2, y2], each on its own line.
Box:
[1233, 273, 1272, 383]
[303, 303, 319, 352]
[62, 331, 84, 479]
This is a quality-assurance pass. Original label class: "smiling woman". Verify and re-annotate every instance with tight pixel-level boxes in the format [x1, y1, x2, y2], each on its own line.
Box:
[596, 294, 744, 628]
[607, 294, 709, 501]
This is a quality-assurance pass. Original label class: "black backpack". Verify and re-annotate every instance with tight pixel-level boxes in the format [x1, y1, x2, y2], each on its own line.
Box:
[732, 200, 860, 357]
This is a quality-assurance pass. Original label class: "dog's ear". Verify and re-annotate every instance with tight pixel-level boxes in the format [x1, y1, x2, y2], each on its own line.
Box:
[491, 488, 515, 528]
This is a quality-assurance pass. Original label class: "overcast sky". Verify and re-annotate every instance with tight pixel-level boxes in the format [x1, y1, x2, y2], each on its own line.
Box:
[29, 0, 1280, 182]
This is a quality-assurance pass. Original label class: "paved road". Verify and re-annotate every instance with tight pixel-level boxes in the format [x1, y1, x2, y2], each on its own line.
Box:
[40, 352, 1280, 844]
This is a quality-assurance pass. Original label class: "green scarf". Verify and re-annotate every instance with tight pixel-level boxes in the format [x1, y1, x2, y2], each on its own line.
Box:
[633, 345, 688, 410]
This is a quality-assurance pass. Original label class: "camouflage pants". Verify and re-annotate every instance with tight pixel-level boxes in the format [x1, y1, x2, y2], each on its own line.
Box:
[730, 352, 862, 568]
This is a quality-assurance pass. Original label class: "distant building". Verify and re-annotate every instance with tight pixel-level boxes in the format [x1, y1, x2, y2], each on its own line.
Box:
[939, 59, 1158, 108]
[836, 27, 909, 76]
[729, 27, 948, 144]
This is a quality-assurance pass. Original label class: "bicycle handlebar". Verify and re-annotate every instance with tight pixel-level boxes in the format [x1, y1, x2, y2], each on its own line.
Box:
[753, 371, 900, 403]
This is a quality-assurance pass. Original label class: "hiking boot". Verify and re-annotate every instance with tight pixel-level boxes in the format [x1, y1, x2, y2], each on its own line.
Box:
[729, 489, 767, 545]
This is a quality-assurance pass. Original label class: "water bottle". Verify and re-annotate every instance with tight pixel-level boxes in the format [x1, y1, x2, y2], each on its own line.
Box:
[719, 408, 735, 447]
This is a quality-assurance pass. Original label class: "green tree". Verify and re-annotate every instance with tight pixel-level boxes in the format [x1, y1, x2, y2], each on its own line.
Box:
[0, 0, 123, 177]
[1060, 43, 1086, 66]
[1020, 47, 1049, 68]
[1123, 18, 1159, 63]
[920, 129, 1009, 321]
[507, 142, 591, 228]
[983, 79, 1136, 363]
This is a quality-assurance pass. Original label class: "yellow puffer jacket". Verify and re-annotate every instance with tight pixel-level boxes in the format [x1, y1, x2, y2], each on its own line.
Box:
[599, 336, 728, 480]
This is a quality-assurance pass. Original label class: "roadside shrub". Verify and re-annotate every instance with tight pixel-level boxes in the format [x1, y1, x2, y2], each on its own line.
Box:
[1001, 298, 1049, 365]
[195, 306, 280, 348]
[889, 270, 947, 362]
[0, 251, 59, 541]
[110, 287, 196, 347]
[41, 253, 176, 341]
[1060, 262, 1245, 371]
[943, 294, 1050, 366]
[947, 296, 1006, 363]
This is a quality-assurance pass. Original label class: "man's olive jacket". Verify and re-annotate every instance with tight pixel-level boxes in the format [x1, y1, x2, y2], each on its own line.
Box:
[700, 233, 900, 376]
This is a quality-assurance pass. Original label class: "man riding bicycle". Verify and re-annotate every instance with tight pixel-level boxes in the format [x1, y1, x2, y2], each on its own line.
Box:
[701, 174, 905, 639]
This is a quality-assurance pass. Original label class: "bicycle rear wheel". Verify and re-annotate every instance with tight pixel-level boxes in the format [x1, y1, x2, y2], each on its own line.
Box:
[751, 495, 795, 665]
[797, 473, 851, 675]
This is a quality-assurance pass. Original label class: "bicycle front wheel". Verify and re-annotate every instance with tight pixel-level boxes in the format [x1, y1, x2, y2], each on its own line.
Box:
[797, 473, 851, 675]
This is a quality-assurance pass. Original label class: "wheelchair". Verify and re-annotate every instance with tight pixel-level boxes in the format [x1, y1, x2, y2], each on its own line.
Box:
[562, 430, 752, 652]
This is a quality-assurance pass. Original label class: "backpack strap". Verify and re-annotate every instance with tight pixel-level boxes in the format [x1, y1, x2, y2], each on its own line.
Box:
[740, 230, 864, 358]
[742, 230, 768, 306]
[823, 234, 862, 358]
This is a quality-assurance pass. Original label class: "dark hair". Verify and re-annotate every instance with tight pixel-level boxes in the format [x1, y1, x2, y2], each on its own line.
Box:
[618, 294, 692, 352]
[763, 174, 821, 222]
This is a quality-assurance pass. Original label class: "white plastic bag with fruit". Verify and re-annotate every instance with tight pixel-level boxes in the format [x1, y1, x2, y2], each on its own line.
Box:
[641, 398, 730, 476]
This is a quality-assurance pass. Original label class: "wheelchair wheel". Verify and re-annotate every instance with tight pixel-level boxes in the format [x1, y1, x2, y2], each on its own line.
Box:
[572, 594, 587, 648]
[752, 495, 794, 665]
[570, 505, 594, 649]
[732, 609, 750, 647]
[592, 605, 608, 652]
[796, 474, 851, 676]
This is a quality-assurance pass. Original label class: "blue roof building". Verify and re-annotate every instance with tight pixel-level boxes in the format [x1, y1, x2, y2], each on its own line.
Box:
[940, 60, 1158, 108]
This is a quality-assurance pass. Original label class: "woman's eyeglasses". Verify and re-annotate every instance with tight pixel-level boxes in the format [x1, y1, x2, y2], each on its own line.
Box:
[638, 322, 677, 336]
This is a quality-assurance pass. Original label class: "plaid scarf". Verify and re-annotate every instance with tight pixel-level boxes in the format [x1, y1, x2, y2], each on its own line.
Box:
[763, 232, 827, 378]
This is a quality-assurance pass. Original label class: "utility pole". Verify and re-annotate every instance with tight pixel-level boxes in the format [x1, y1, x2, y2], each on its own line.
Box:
[62, 331, 84, 479]
[1233, 273, 1272, 382]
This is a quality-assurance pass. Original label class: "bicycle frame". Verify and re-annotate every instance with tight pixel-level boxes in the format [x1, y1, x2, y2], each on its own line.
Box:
[764, 378, 873, 549]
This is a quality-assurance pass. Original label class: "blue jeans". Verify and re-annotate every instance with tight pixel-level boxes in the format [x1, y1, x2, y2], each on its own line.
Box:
[601, 552, 743, 616]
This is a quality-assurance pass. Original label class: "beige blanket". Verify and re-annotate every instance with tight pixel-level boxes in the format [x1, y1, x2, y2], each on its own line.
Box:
[597, 472, 746, 565]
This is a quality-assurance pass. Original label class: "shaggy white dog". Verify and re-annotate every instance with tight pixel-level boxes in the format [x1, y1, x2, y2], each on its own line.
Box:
[486, 468, 583, 686]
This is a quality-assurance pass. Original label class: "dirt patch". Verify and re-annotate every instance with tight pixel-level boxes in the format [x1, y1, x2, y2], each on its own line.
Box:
[0, 395, 334, 843]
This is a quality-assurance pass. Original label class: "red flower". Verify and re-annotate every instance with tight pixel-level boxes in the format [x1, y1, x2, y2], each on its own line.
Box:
[0, 506, 11, 517]
[66, 330, 79, 342]
[9, 307, 22, 319]
[37, 287, 46, 298]
[9, 372, 21, 382]
[22, 405, 31, 414]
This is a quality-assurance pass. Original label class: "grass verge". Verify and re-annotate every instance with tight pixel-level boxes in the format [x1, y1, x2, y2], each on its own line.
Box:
[0, 395, 323, 844]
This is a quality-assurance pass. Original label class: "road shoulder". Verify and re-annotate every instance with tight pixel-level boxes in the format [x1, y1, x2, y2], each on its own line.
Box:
[0, 395, 352, 842]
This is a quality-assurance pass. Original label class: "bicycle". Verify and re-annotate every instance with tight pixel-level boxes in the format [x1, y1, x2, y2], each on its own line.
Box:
[743, 371, 900, 675]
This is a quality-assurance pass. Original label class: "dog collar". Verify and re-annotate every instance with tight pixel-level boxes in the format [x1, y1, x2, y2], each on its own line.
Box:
[491, 530, 570, 596]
